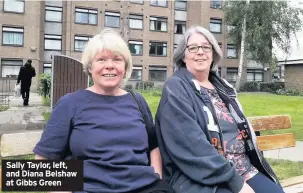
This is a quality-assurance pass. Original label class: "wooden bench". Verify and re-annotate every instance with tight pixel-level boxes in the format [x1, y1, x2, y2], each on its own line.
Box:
[248, 114, 303, 188]
[0, 115, 301, 189]
[247, 114, 295, 151]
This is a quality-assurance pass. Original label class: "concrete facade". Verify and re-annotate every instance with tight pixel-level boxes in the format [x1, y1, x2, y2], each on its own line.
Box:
[284, 64, 303, 91]
[0, 0, 267, 91]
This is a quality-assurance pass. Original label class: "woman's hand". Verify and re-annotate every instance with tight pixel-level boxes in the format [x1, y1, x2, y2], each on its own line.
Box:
[239, 182, 255, 193]
[150, 147, 162, 179]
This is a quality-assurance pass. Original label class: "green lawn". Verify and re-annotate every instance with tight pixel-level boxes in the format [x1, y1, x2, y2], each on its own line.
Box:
[141, 92, 303, 141]
[238, 93, 303, 141]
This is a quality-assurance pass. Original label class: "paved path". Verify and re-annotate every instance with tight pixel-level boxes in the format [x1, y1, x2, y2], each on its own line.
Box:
[264, 142, 303, 162]
[0, 93, 50, 135]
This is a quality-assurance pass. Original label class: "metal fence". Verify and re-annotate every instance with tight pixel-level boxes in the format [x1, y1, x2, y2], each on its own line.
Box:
[0, 78, 15, 108]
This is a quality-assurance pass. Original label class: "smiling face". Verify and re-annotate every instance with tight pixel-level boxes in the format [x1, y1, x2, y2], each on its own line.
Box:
[89, 49, 126, 91]
[184, 33, 213, 78]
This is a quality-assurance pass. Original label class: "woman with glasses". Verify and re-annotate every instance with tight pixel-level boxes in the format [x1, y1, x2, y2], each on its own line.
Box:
[155, 26, 284, 193]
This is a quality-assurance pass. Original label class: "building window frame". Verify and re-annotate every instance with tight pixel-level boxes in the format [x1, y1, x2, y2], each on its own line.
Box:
[210, 18, 222, 34]
[75, 7, 98, 25]
[1, 58, 23, 78]
[45, 6, 63, 23]
[43, 63, 52, 75]
[130, 65, 143, 80]
[2, 26, 24, 46]
[149, 41, 167, 57]
[44, 34, 62, 51]
[226, 68, 238, 82]
[150, 16, 168, 32]
[175, 0, 187, 10]
[227, 44, 237, 58]
[74, 35, 91, 52]
[3, 0, 25, 14]
[129, 0, 144, 4]
[129, 40, 143, 56]
[210, 0, 222, 9]
[247, 69, 264, 82]
[129, 14, 143, 30]
[105, 11, 120, 28]
[218, 67, 222, 77]
[150, 0, 168, 7]
[174, 21, 186, 34]
[149, 65, 167, 81]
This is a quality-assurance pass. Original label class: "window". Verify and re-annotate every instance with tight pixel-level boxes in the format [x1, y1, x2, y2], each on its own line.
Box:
[129, 40, 143, 55]
[149, 66, 167, 81]
[210, 0, 222, 8]
[175, 0, 187, 10]
[210, 18, 222, 33]
[45, 6, 62, 22]
[129, 14, 143, 29]
[174, 44, 178, 52]
[43, 63, 52, 75]
[3, 0, 24, 13]
[150, 17, 167, 32]
[129, 0, 144, 4]
[217, 67, 221, 77]
[227, 44, 237, 58]
[227, 68, 238, 82]
[75, 36, 91, 52]
[149, 42, 167, 56]
[247, 69, 264, 82]
[44, 35, 62, 50]
[75, 8, 98, 25]
[174, 21, 186, 34]
[1, 59, 22, 78]
[2, 26, 24, 46]
[130, 65, 142, 80]
[105, 11, 120, 28]
[150, 0, 167, 7]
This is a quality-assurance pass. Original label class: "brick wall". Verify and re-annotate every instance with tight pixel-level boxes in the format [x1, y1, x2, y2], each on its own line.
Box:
[285, 64, 303, 91]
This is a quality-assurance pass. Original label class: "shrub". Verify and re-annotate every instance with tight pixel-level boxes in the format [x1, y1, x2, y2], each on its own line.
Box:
[37, 73, 51, 97]
[124, 84, 133, 90]
[260, 82, 284, 93]
[151, 90, 162, 97]
[135, 81, 154, 90]
[240, 82, 259, 92]
[276, 89, 303, 96]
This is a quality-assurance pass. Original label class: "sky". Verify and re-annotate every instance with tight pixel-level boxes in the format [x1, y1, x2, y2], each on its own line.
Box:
[273, 0, 303, 61]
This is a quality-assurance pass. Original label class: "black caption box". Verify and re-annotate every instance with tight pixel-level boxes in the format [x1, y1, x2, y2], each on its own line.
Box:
[1, 160, 83, 192]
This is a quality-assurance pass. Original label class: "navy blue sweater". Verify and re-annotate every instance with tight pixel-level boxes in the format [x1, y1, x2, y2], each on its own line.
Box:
[33, 90, 159, 193]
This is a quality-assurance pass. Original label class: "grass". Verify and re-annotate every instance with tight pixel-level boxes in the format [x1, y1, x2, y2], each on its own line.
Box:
[141, 91, 303, 141]
[267, 158, 303, 180]
[42, 96, 50, 106]
[237, 93, 303, 140]
[0, 105, 9, 112]
[43, 112, 51, 121]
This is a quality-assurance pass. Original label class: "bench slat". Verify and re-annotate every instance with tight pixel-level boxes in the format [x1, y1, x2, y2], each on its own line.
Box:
[256, 133, 295, 151]
[248, 115, 291, 131]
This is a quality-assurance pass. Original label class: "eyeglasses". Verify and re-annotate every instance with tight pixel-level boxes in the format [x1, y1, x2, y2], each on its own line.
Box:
[186, 45, 213, 53]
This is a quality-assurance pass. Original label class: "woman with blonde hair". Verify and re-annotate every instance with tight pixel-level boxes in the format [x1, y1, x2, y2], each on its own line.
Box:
[34, 28, 173, 193]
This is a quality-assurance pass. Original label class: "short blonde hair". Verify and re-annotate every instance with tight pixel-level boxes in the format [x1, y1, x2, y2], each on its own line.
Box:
[81, 28, 133, 80]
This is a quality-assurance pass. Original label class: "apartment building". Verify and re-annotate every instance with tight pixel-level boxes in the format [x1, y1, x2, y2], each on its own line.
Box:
[0, 0, 269, 90]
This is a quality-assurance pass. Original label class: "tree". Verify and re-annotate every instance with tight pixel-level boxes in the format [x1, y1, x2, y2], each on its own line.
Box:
[224, 1, 303, 91]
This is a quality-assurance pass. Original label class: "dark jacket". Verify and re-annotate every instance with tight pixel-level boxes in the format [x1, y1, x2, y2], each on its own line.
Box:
[155, 67, 279, 193]
[17, 61, 36, 88]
